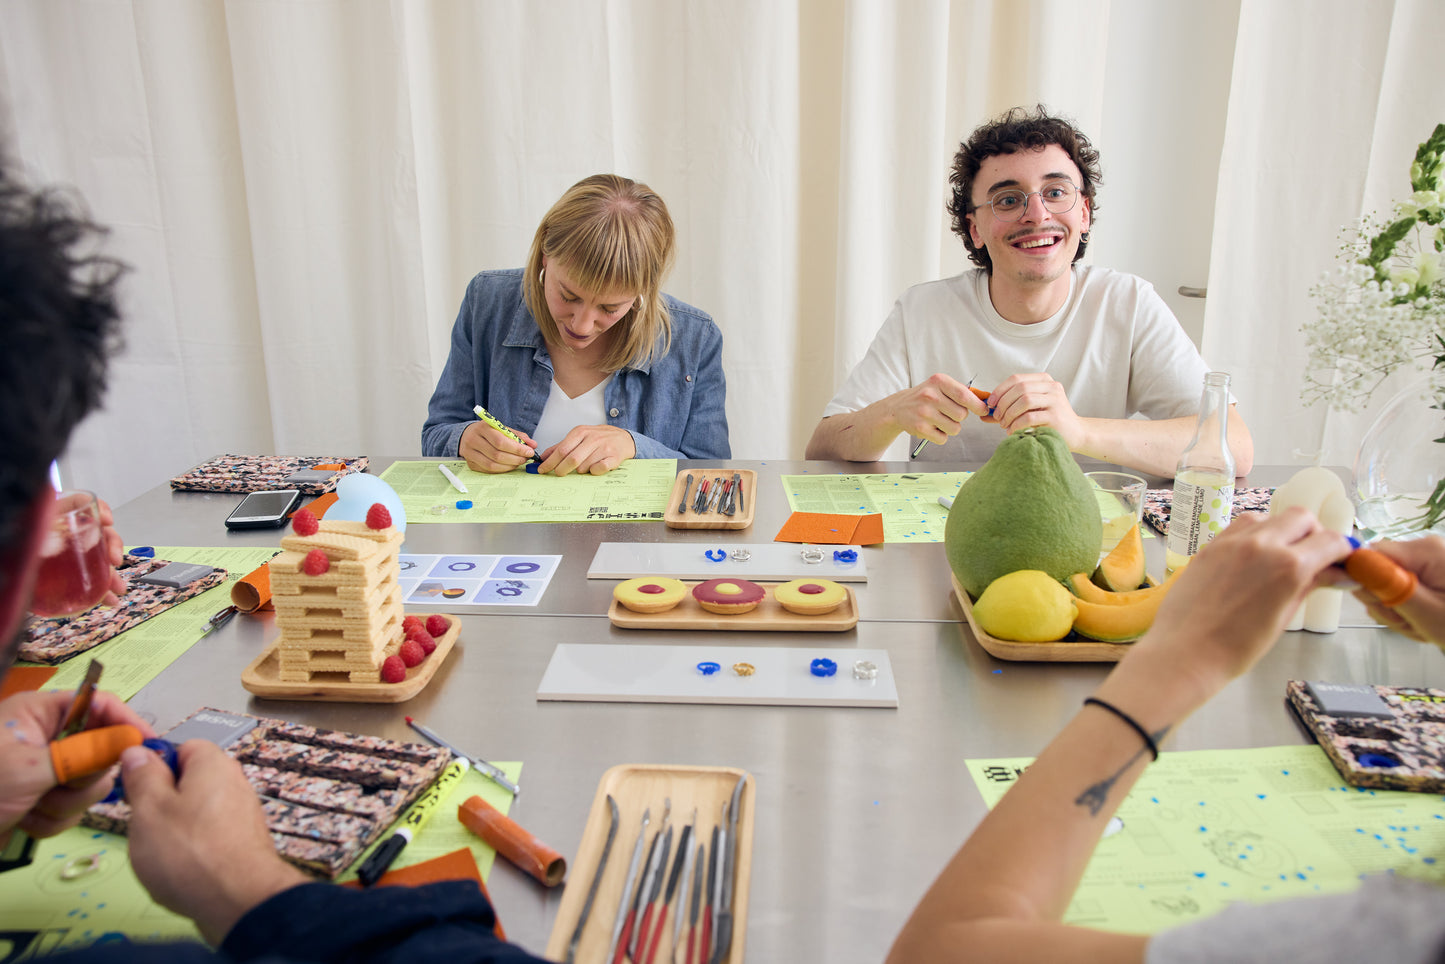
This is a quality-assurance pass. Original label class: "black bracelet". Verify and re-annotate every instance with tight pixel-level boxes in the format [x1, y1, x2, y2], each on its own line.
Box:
[1083, 697, 1159, 761]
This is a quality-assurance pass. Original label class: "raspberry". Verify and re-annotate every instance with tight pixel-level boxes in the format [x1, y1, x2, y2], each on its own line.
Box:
[402, 615, 424, 634]
[302, 549, 330, 576]
[406, 624, 434, 646]
[380, 655, 406, 683]
[399, 639, 426, 667]
[425, 615, 449, 637]
[366, 503, 392, 529]
[416, 633, 438, 656]
[292, 508, 319, 536]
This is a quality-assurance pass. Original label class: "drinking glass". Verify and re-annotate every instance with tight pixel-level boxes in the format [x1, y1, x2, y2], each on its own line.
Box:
[1085, 471, 1147, 554]
[29, 490, 112, 618]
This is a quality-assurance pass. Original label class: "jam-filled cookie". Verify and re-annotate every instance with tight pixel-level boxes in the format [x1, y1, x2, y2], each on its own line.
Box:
[692, 578, 767, 615]
[613, 577, 688, 614]
[773, 578, 848, 615]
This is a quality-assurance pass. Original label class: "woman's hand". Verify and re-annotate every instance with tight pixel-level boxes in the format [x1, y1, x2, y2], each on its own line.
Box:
[458, 420, 538, 473]
[0, 690, 155, 842]
[1345, 535, 1445, 646]
[537, 425, 637, 476]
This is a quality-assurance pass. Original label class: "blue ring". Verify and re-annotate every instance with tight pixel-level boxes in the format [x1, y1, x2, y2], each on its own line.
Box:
[130, 546, 155, 558]
[456, 499, 473, 509]
[833, 549, 858, 563]
[697, 661, 721, 676]
[810, 658, 838, 677]
[704, 549, 726, 562]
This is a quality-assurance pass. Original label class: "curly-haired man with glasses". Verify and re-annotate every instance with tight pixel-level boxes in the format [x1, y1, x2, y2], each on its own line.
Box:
[807, 105, 1253, 478]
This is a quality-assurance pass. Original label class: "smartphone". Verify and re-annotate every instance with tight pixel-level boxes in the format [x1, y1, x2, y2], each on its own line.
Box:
[224, 489, 302, 530]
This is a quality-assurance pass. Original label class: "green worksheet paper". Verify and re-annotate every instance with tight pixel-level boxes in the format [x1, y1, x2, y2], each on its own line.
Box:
[27, 546, 282, 701]
[782, 471, 970, 542]
[967, 745, 1445, 935]
[0, 764, 520, 952]
[381, 459, 678, 523]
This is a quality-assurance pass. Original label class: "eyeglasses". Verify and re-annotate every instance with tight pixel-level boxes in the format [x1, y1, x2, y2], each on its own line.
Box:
[979, 179, 1081, 222]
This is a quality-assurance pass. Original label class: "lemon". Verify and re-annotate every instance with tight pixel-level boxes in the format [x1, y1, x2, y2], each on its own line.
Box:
[973, 569, 1077, 642]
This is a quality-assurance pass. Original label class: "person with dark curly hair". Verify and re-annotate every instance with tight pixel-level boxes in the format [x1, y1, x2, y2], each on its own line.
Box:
[808, 105, 1253, 478]
[0, 160, 545, 963]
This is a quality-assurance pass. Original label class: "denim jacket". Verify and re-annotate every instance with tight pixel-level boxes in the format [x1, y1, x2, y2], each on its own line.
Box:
[421, 269, 730, 461]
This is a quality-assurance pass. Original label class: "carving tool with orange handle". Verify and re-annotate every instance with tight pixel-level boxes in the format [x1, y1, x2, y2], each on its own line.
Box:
[910, 379, 991, 459]
[607, 808, 650, 964]
[1343, 538, 1419, 607]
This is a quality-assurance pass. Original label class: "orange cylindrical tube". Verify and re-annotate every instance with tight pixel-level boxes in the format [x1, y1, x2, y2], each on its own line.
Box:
[1346, 548, 1419, 607]
[457, 794, 567, 887]
[231, 561, 274, 613]
[49, 724, 143, 783]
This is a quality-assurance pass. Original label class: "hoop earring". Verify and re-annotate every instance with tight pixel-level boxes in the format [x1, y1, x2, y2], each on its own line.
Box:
[1080, 231, 1091, 244]
[635, 294, 645, 311]
[538, 267, 545, 286]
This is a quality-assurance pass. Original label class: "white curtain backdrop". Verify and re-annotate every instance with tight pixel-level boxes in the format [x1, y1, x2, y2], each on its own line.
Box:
[0, 0, 1439, 507]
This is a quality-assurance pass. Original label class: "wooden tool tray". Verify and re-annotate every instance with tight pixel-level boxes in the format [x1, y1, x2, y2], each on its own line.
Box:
[546, 764, 754, 964]
[241, 614, 460, 702]
[664, 469, 756, 530]
[952, 572, 1131, 662]
[609, 582, 858, 632]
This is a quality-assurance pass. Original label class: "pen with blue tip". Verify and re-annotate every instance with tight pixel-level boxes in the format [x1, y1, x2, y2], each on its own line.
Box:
[406, 715, 520, 797]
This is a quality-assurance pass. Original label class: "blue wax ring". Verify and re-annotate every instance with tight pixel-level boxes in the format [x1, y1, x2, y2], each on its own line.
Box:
[525, 462, 541, 474]
[130, 546, 155, 558]
[1357, 752, 1402, 769]
[833, 549, 858, 563]
[697, 661, 721, 676]
[456, 499, 473, 509]
[810, 658, 838, 678]
[704, 549, 726, 562]
[102, 738, 180, 804]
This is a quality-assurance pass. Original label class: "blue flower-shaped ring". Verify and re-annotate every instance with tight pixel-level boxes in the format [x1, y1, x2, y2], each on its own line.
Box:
[809, 658, 838, 678]
[833, 549, 858, 563]
[697, 661, 721, 676]
[704, 549, 727, 562]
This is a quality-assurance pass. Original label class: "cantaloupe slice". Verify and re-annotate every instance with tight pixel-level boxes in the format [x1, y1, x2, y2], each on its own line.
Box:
[1068, 569, 1179, 606]
[1072, 573, 1178, 641]
[1091, 522, 1146, 592]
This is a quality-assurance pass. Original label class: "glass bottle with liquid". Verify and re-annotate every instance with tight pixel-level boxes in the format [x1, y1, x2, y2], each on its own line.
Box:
[1165, 371, 1235, 574]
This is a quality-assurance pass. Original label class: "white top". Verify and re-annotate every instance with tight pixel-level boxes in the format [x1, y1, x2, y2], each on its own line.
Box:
[822, 265, 1213, 460]
[531, 375, 612, 450]
[1147, 874, 1445, 963]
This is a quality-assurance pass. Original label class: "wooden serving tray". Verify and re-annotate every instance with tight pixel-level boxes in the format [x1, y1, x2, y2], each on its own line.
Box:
[609, 582, 858, 632]
[546, 764, 754, 964]
[951, 572, 1131, 662]
[664, 469, 756, 530]
[240, 614, 460, 702]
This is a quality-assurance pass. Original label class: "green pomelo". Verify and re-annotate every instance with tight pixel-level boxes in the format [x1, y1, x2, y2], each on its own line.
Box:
[945, 427, 1103, 599]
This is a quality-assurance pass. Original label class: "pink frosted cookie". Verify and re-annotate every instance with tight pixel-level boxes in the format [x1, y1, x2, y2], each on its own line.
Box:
[613, 577, 688, 614]
[692, 578, 767, 615]
[773, 578, 847, 616]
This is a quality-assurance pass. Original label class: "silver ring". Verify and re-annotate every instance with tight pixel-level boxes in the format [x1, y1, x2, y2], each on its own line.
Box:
[853, 659, 878, 680]
[729, 549, 752, 562]
[61, 853, 103, 880]
[800, 547, 825, 563]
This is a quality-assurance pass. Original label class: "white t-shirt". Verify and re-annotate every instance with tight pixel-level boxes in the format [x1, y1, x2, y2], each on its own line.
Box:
[531, 375, 612, 451]
[1146, 874, 1445, 963]
[821, 265, 1213, 460]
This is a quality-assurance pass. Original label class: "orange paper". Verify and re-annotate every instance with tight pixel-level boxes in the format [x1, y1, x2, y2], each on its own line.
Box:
[341, 847, 505, 939]
[306, 492, 340, 519]
[774, 512, 885, 546]
[0, 666, 58, 699]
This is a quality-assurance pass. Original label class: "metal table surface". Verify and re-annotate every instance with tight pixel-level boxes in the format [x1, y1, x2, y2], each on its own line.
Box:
[111, 459, 1445, 963]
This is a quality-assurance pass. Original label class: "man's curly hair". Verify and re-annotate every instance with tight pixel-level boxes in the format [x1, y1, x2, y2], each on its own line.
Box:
[946, 105, 1102, 273]
[0, 162, 125, 590]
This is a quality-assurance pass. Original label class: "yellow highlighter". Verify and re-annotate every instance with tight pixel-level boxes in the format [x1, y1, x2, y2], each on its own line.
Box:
[472, 405, 541, 463]
[356, 758, 468, 886]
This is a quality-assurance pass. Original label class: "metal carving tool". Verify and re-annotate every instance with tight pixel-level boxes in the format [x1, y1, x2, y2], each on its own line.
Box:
[643, 810, 693, 964]
[685, 840, 705, 964]
[625, 800, 671, 961]
[634, 820, 674, 961]
[661, 809, 698, 964]
[910, 374, 983, 459]
[565, 794, 619, 963]
[735, 472, 744, 514]
[710, 776, 747, 964]
[58, 658, 104, 739]
[699, 824, 719, 964]
[678, 474, 693, 514]
[607, 807, 650, 962]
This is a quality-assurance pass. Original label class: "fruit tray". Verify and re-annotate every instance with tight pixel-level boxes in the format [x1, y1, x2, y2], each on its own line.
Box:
[951, 572, 1132, 663]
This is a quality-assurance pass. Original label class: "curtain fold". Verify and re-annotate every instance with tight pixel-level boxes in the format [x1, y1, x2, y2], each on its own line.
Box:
[0, 0, 1438, 505]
